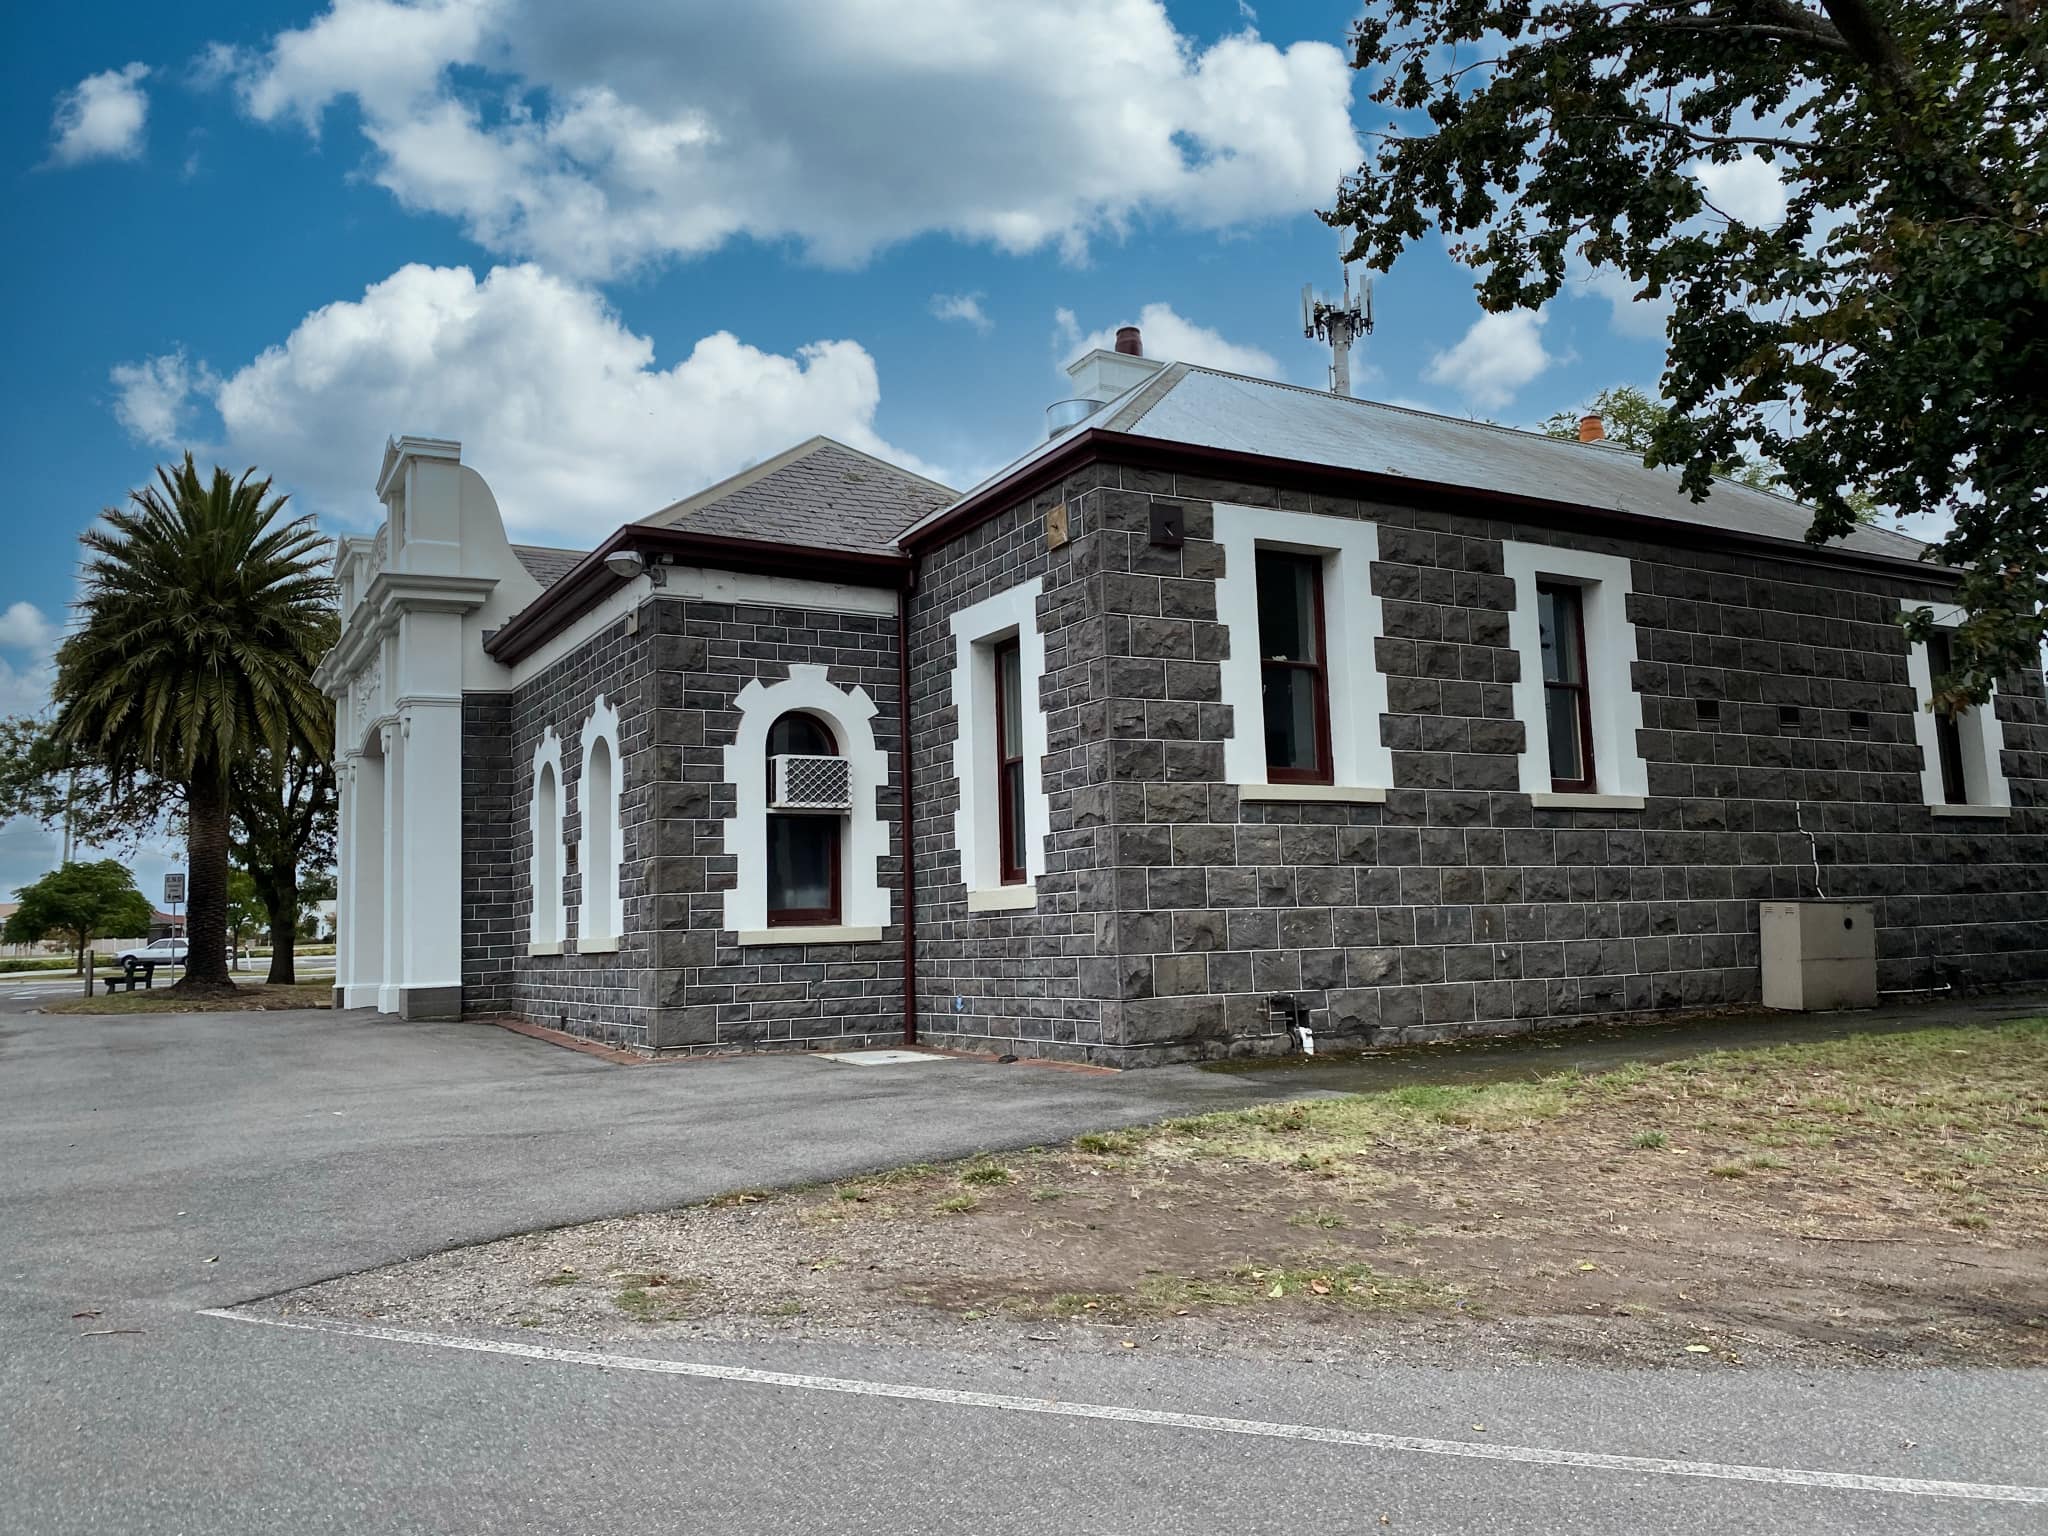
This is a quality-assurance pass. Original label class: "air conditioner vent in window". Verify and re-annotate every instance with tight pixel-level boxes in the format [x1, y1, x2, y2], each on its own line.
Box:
[769, 753, 851, 811]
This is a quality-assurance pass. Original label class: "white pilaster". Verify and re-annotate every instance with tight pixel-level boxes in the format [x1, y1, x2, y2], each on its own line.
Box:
[379, 723, 406, 1014]
[342, 750, 386, 1009]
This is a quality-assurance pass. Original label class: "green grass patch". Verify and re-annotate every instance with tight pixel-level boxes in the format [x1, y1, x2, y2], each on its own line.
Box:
[960, 1159, 1013, 1187]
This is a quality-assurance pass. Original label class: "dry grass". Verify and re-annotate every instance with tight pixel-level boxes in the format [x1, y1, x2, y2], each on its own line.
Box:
[281, 1018, 2048, 1365]
[41, 981, 333, 1015]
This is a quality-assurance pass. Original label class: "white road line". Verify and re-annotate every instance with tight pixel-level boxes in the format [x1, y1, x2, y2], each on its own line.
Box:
[199, 1309, 2045, 1505]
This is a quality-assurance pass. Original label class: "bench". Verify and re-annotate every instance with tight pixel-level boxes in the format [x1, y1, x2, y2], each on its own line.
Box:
[102, 962, 159, 994]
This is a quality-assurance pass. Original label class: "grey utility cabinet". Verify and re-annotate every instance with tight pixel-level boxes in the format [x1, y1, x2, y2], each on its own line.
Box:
[1760, 901, 1878, 1011]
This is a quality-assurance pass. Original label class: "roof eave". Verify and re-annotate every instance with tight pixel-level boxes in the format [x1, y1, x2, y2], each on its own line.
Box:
[902, 428, 1951, 584]
[483, 524, 912, 664]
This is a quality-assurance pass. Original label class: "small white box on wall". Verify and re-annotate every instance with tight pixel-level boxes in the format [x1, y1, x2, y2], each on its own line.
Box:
[1760, 902, 1878, 1011]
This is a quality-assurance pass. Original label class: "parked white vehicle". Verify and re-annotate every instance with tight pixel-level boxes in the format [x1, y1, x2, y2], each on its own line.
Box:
[116, 937, 187, 974]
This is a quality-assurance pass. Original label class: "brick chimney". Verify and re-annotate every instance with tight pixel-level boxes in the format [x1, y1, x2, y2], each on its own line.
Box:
[1578, 413, 1605, 443]
[1114, 325, 1143, 356]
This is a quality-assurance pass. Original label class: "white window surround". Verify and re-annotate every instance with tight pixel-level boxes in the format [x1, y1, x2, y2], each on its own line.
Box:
[528, 727, 565, 955]
[1902, 601, 2010, 815]
[577, 695, 624, 952]
[722, 664, 891, 941]
[949, 577, 1049, 907]
[1213, 504, 1393, 797]
[1502, 541, 1649, 809]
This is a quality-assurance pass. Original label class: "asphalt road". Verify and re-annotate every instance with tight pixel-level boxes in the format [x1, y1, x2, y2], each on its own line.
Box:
[2, 1005, 2042, 1534]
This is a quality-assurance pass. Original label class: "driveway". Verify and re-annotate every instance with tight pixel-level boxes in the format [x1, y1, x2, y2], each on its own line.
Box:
[2, 1005, 2043, 1534]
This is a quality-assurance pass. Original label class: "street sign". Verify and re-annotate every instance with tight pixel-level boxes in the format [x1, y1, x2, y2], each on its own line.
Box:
[164, 872, 186, 905]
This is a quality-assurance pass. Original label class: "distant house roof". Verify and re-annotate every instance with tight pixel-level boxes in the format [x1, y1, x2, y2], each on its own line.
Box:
[903, 363, 1931, 566]
[644, 436, 955, 556]
[511, 544, 588, 589]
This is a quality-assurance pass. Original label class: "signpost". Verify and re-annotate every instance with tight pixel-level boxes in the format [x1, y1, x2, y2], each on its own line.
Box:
[163, 872, 185, 943]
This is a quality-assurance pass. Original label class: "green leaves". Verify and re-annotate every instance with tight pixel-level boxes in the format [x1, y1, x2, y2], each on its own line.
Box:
[1333, 0, 2047, 700]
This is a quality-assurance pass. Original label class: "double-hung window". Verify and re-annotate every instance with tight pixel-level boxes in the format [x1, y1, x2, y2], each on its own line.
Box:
[1922, 629, 1968, 805]
[993, 638, 1026, 884]
[765, 712, 841, 926]
[1537, 581, 1596, 793]
[1904, 604, 2010, 815]
[1502, 542, 1647, 806]
[1255, 550, 1332, 784]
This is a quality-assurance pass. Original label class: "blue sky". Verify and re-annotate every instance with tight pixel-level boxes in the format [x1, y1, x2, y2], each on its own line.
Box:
[1, 0, 1682, 901]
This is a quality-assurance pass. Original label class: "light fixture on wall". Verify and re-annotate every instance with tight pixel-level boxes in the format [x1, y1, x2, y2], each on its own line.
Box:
[603, 548, 667, 586]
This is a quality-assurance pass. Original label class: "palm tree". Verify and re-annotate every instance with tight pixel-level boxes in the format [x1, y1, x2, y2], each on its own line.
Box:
[54, 455, 333, 991]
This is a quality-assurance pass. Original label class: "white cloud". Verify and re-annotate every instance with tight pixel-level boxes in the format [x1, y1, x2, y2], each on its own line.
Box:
[930, 293, 992, 334]
[114, 262, 941, 544]
[111, 351, 218, 449]
[0, 603, 56, 656]
[0, 602, 57, 721]
[1692, 153, 1788, 227]
[1423, 310, 1554, 409]
[219, 0, 1360, 277]
[1570, 261, 1672, 341]
[1055, 301, 1283, 380]
[47, 63, 152, 167]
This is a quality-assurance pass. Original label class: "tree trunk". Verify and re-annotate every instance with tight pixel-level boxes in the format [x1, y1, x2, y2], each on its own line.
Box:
[264, 887, 298, 986]
[180, 775, 234, 989]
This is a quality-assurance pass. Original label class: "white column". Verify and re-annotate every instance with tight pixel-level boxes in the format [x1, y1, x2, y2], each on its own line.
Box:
[379, 723, 406, 1015]
[343, 750, 385, 1010]
[398, 698, 464, 1015]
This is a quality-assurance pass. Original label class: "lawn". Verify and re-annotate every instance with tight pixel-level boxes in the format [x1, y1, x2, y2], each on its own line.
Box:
[41, 981, 333, 1014]
[278, 1019, 2048, 1366]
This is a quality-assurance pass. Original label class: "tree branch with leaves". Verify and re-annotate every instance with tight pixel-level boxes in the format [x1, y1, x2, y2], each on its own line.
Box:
[1331, 0, 2046, 702]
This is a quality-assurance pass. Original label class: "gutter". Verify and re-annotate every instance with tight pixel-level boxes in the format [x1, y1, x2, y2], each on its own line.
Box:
[900, 428, 1957, 586]
[896, 589, 918, 1048]
[484, 522, 913, 665]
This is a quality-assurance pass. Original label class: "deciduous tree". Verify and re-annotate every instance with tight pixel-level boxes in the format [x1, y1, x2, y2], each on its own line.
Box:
[1331, 0, 2046, 702]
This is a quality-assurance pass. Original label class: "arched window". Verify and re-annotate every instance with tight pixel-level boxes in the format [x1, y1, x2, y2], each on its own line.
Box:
[533, 760, 561, 946]
[766, 712, 841, 926]
[577, 695, 624, 949]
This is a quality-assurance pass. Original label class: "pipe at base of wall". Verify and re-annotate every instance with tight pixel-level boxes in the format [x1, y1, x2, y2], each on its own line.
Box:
[896, 589, 919, 1047]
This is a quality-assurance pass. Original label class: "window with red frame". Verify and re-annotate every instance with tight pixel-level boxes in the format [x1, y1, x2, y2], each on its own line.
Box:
[1256, 550, 1332, 784]
[994, 638, 1026, 883]
[1537, 582, 1597, 792]
[765, 712, 841, 925]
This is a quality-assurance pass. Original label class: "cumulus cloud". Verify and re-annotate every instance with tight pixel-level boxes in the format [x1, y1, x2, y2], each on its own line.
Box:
[1055, 302, 1283, 380]
[1692, 153, 1789, 227]
[0, 603, 56, 655]
[47, 63, 151, 167]
[929, 293, 993, 334]
[0, 602, 57, 720]
[111, 351, 218, 449]
[217, 0, 1360, 277]
[111, 263, 940, 543]
[1423, 310, 1555, 410]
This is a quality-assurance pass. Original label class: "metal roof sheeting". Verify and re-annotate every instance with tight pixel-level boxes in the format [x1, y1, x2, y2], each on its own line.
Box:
[904, 364, 1931, 564]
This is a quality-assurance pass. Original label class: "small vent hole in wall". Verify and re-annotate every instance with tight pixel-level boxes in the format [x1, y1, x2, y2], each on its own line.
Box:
[1697, 699, 1721, 724]
[1848, 710, 1872, 733]
[1778, 705, 1803, 726]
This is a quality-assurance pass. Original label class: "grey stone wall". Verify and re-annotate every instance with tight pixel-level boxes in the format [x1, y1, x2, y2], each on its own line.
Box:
[1041, 461, 2048, 1064]
[462, 588, 907, 1053]
[476, 603, 661, 1047]
[904, 467, 1126, 1060]
[653, 593, 906, 1053]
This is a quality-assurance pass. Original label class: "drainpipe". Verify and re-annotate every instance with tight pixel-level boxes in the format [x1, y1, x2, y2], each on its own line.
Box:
[896, 586, 919, 1047]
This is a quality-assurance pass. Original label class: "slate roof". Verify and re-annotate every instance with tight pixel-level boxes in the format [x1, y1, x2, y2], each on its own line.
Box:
[511, 544, 588, 589]
[643, 436, 955, 555]
[906, 363, 1930, 565]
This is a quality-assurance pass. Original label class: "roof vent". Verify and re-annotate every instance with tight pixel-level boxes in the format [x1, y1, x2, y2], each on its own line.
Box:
[1046, 398, 1102, 440]
[1578, 413, 1605, 444]
[1115, 326, 1143, 356]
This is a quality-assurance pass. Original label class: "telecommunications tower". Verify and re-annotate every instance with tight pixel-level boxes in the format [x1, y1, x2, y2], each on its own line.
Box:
[1302, 256, 1373, 397]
